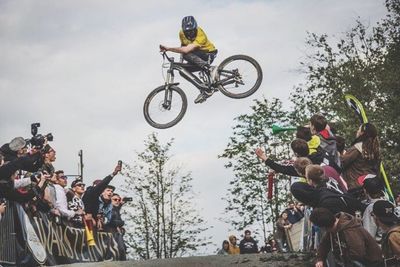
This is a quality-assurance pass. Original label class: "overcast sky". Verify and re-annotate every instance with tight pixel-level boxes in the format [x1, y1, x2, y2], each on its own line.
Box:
[0, 0, 387, 255]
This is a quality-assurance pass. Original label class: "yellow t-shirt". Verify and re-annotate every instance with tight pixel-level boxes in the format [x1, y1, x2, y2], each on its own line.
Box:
[179, 27, 216, 52]
[308, 135, 321, 155]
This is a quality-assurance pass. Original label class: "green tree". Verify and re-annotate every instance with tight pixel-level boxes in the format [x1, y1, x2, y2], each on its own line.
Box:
[290, 0, 400, 183]
[219, 98, 295, 241]
[120, 133, 210, 259]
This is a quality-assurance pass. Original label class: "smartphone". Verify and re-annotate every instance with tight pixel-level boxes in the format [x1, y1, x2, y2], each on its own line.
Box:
[118, 160, 122, 167]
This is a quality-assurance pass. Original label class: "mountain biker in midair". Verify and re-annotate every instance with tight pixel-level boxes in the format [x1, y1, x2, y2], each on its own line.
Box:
[159, 16, 218, 104]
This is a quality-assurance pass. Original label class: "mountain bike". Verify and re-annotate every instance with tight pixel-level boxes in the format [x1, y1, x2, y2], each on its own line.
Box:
[143, 52, 263, 129]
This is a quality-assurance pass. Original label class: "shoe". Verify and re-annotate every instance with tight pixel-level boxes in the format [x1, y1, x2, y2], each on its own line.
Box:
[194, 92, 207, 104]
[194, 89, 215, 104]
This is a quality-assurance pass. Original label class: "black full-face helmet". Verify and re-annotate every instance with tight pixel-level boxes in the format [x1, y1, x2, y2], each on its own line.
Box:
[182, 16, 198, 40]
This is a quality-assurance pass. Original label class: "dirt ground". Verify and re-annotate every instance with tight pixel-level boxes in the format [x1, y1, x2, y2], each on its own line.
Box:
[58, 253, 315, 267]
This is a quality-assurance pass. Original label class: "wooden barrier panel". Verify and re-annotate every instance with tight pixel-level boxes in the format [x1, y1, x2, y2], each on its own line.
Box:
[286, 218, 305, 252]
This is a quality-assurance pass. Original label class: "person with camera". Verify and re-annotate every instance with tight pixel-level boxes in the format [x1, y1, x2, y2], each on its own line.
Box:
[82, 163, 121, 228]
[0, 147, 48, 204]
[105, 193, 126, 233]
[39, 144, 56, 176]
[0, 137, 28, 163]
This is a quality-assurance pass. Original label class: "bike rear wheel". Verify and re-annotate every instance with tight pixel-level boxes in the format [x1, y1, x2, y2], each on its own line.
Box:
[143, 85, 187, 129]
[216, 55, 263, 99]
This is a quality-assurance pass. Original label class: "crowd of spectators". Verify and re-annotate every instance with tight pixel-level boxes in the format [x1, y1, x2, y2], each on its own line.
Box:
[251, 114, 400, 266]
[0, 135, 127, 248]
[217, 230, 260, 255]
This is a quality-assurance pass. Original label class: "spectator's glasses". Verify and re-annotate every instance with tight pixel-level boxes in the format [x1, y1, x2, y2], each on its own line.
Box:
[59, 176, 68, 180]
[75, 183, 85, 188]
[112, 198, 121, 202]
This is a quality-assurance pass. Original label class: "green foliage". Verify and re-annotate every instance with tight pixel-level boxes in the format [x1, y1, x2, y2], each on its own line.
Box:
[221, 0, 400, 245]
[121, 133, 210, 259]
[219, 97, 295, 241]
[291, 0, 400, 183]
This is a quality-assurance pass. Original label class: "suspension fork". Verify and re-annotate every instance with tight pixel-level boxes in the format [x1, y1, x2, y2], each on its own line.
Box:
[162, 65, 179, 110]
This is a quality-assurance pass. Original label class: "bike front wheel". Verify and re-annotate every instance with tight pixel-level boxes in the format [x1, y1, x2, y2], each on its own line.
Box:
[143, 85, 188, 129]
[216, 55, 263, 99]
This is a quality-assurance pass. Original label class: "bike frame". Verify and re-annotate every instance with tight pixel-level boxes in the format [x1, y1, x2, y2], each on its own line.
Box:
[160, 52, 239, 109]
[163, 52, 210, 91]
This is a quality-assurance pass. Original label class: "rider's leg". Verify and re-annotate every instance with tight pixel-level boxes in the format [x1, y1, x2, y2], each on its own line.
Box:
[183, 50, 209, 69]
[185, 50, 218, 104]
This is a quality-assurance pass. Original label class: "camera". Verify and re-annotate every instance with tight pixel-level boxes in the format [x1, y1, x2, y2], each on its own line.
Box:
[28, 123, 54, 149]
[0, 198, 6, 204]
[122, 197, 133, 202]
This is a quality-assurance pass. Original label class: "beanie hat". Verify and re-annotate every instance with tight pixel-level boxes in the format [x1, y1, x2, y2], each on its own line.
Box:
[9, 137, 26, 151]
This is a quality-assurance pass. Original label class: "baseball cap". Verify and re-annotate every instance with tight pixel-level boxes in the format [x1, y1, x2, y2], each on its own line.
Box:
[363, 177, 384, 195]
[357, 174, 376, 186]
[373, 200, 399, 224]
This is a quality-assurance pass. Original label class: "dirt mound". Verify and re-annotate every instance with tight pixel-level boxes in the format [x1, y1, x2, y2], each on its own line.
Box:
[60, 253, 314, 267]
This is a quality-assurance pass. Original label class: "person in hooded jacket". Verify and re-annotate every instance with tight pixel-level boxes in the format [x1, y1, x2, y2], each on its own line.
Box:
[310, 207, 382, 267]
[341, 123, 380, 190]
[217, 240, 230, 255]
[228, 235, 240, 254]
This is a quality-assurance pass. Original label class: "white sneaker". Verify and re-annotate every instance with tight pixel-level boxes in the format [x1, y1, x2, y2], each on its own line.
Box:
[194, 89, 215, 104]
[194, 92, 207, 104]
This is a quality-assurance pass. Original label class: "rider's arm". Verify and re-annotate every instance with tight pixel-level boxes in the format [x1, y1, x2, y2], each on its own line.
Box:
[160, 43, 199, 54]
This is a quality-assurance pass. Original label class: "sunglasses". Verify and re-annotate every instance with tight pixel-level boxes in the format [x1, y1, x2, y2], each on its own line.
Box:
[112, 198, 121, 202]
[75, 183, 85, 187]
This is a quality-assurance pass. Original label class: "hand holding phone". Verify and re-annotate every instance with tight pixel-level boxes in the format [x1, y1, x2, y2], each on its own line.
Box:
[113, 160, 122, 176]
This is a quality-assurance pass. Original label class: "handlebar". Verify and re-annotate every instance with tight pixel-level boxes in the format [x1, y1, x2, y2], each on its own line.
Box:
[161, 51, 173, 63]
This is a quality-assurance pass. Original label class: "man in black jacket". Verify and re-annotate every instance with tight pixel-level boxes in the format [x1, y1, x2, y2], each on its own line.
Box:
[239, 230, 258, 254]
[82, 163, 121, 227]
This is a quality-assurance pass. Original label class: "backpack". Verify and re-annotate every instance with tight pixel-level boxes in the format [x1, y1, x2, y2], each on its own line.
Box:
[318, 133, 340, 166]
[318, 188, 366, 215]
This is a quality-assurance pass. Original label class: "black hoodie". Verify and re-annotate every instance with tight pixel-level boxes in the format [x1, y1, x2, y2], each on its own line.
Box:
[239, 237, 258, 254]
[290, 182, 364, 215]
